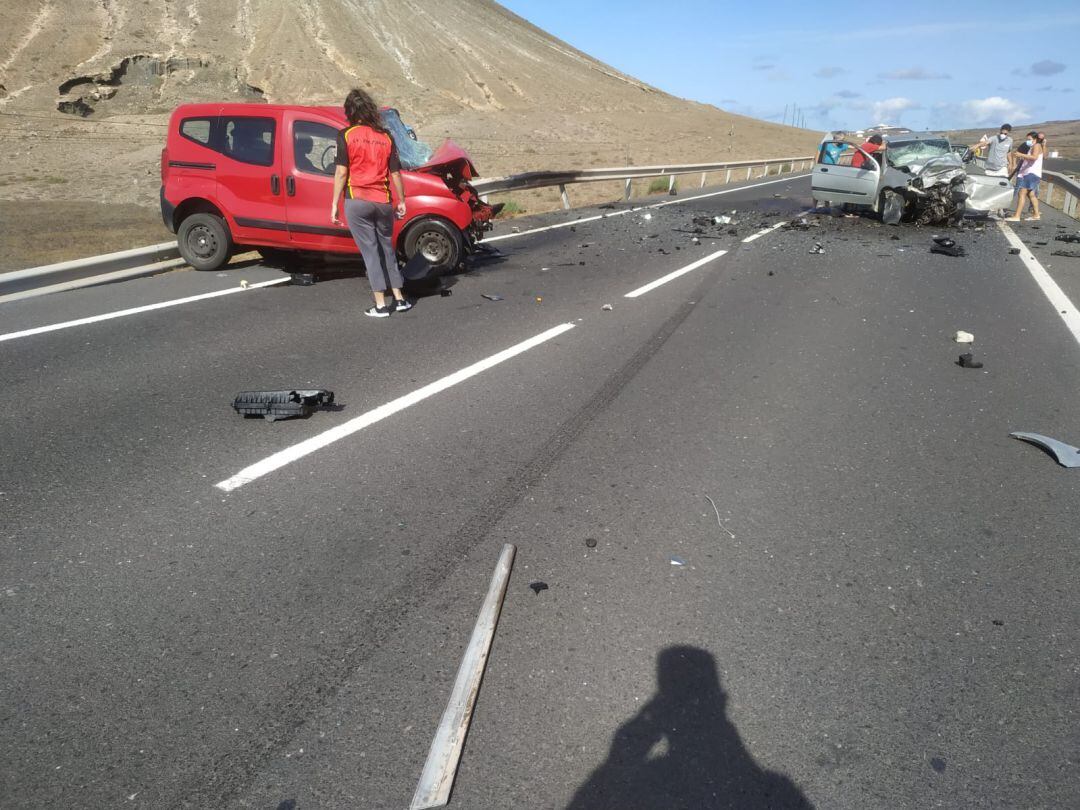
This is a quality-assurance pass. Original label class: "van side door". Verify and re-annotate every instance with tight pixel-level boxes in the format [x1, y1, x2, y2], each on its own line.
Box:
[212, 110, 289, 246]
[282, 112, 356, 251]
[811, 140, 881, 206]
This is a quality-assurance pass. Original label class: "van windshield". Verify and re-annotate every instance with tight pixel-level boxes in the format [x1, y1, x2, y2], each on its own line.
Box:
[380, 108, 434, 169]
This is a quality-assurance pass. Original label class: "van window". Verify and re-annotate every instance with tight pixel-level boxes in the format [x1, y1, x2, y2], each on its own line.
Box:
[180, 118, 212, 146]
[293, 120, 338, 176]
[223, 117, 275, 167]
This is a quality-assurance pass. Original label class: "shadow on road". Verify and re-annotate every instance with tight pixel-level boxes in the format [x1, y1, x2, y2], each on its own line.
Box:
[567, 646, 813, 810]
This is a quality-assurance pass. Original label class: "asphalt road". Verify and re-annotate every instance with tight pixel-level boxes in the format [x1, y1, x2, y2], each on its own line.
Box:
[2, 176, 1080, 810]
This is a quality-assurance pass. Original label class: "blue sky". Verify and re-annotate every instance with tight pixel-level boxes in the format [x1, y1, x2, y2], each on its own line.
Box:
[499, 0, 1079, 132]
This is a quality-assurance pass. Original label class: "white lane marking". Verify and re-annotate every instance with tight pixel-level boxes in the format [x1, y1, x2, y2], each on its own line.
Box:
[410, 543, 516, 810]
[216, 323, 577, 492]
[0, 278, 290, 343]
[742, 221, 788, 243]
[999, 222, 1080, 346]
[482, 174, 809, 244]
[624, 249, 728, 299]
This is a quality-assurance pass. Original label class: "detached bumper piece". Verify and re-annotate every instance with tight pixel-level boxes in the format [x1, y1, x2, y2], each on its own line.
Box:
[232, 389, 335, 421]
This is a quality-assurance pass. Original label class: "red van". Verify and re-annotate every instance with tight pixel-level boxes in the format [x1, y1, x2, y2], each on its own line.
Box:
[160, 103, 497, 272]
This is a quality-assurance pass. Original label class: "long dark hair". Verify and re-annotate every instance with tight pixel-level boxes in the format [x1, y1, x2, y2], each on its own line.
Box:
[344, 88, 386, 132]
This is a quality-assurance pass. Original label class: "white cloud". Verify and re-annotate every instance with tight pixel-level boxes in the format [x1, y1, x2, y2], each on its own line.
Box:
[954, 96, 1032, 126]
[868, 97, 921, 123]
[879, 67, 950, 80]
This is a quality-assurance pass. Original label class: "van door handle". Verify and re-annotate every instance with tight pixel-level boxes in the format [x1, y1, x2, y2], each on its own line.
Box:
[271, 174, 280, 195]
[820, 168, 829, 172]
[285, 176, 296, 196]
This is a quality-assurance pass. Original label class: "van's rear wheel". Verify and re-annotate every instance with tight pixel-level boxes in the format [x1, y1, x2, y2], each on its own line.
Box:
[178, 212, 232, 271]
[402, 217, 463, 272]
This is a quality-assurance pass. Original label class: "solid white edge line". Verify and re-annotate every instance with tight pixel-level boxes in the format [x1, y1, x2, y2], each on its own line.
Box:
[215, 323, 577, 492]
[410, 543, 516, 810]
[998, 221, 1080, 346]
[624, 249, 728, 299]
[742, 221, 788, 243]
[0, 278, 290, 343]
[481, 173, 809, 244]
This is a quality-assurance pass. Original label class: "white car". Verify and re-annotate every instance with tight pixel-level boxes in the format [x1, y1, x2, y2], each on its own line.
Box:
[811, 132, 1015, 225]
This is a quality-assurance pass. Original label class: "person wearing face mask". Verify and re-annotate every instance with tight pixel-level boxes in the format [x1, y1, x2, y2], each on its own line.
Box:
[1006, 131, 1045, 222]
[972, 123, 1013, 177]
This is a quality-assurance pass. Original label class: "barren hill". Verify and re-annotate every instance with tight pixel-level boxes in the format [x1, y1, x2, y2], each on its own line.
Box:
[0, 0, 818, 245]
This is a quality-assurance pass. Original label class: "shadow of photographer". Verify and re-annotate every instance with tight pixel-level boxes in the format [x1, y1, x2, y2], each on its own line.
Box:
[567, 646, 813, 810]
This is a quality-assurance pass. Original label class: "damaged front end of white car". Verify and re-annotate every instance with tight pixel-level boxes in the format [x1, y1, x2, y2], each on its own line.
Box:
[883, 141, 1015, 225]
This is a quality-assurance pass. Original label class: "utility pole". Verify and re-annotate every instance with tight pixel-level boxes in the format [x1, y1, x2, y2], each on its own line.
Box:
[783, 104, 789, 126]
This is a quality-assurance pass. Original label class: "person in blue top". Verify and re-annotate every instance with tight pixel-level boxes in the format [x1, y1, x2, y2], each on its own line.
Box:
[821, 140, 849, 165]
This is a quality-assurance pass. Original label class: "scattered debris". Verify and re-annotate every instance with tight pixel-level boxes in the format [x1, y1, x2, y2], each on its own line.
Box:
[704, 495, 735, 538]
[1008, 247, 1021, 255]
[669, 556, 687, 567]
[232, 389, 334, 422]
[601, 303, 613, 311]
[240, 279, 249, 289]
[1010, 432, 1080, 468]
[715, 215, 732, 225]
[511, 226, 521, 233]
[528, 580, 549, 594]
[290, 273, 316, 286]
[786, 217, 812, 231]
[930, 758, 947, 774]
[642, 213, 653, 221]
[481, 294, 504, 301]
[954, 330, 974, 344]
[585, 537, 597, 548]
[1055, 234, 1080, 244]
[440, 289, 453, 297]
[930, 236, 966, 258]
[767, 270, 775, 276]
[1052, 250, 1080, 258]
[957, 351, 983, 369]
[535, 296, 543, 304]
[992, 619, 1004, 626]
[809, 243, 825, 255]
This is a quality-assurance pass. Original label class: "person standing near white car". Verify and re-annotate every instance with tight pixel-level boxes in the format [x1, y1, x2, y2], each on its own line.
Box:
[973, 123, 1013, 177]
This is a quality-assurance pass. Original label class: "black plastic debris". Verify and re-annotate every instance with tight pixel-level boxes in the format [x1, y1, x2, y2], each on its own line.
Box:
[1008, 247, 1021, 255]
[290, 273, 316, 286]
[930, 237, 966, 258]
[232, 389, 334, 421]
[585, 537, 598, 548]
[1010, 431, 1080, 468]
[930, 758, 947, 774]
[1052, 250, 1080, 258]
[528, 581, 549, 595]
[1055, 234, 1080, 244]
[957, 352, 983, 369]
[481, 294, 504, 301]
[440, 288, 453, 297]
[401, 253, 435, 281]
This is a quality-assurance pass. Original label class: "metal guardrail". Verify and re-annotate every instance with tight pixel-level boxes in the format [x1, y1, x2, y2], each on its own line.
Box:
[472, 156, 815, 209]
[1, 155, 815, 302]
[0, 242, 184, 303]
[1042, 170, 1080, 220]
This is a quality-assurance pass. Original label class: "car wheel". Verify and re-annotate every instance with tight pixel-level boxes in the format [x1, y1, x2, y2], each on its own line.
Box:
[402, 217, 464, 272]
[178, 212, 232, 271]
[880, 189, 904, 226]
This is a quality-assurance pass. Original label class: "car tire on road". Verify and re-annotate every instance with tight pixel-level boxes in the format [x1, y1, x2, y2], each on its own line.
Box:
[177, 212, 233, 271]
[402, 217, 464, 273]
[880, 189, 904, 226]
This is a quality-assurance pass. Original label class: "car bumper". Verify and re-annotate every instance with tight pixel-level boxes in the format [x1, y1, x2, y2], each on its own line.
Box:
[160, 186, 176, 233]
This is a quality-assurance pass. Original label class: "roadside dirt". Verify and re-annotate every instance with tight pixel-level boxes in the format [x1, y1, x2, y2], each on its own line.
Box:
[0, 200, 169, 271]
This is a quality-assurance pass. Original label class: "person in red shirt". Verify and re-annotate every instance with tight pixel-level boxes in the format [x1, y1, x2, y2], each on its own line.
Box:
[851, 134, 885, 169]
[331, 88, 409, 318]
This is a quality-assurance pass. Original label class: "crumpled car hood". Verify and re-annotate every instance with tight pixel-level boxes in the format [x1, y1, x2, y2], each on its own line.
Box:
[415, 140, 478, 178]
[910, 154, 966, 188]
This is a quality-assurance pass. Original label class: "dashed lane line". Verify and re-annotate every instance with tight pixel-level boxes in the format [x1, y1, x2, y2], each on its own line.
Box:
[481, 174, 809, 244]
[215, 323, 577, 492]
[0, 278, 290, 343]
[742, 221, 788, 243]
[999, 221, 1080, 347]
[624, 249, 729, 299]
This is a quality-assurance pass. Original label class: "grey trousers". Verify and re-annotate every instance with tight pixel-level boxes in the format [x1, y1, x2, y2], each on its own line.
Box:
[344, 198, 403, 293]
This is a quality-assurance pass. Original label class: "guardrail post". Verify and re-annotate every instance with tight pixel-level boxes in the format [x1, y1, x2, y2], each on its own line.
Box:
[559, 184, 571, 210]
[725, 169, 732, 184]
[746, 166, 752, 180]
[1066, 192, 1077, 218]
[667, 175, 676, 193]
[700, 172, 707, 188]
[624, 178, 632, 200]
